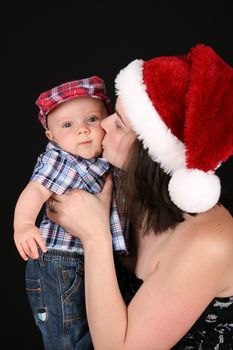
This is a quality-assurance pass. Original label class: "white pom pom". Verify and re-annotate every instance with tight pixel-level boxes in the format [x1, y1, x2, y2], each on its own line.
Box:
[168, 168, 221, 213]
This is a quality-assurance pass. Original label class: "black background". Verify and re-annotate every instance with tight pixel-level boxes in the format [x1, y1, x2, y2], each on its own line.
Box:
[3, 2, 233, 349]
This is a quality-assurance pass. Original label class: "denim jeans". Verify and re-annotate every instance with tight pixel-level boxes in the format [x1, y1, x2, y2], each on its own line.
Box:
[25, 249, 93, 350]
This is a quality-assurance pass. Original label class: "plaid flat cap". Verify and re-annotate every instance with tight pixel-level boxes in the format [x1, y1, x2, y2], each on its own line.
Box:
[36, 76, 112, 129]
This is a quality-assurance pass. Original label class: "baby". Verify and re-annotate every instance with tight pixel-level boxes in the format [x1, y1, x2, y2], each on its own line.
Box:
[13, 76, 128, 349]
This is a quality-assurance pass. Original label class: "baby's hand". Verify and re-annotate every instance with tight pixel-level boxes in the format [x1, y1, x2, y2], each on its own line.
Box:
[14, 224, 47, 261]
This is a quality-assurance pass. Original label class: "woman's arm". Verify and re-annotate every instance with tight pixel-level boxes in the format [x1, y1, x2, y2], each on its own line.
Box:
[13, 181, 51, 260]
[85, 238, 128, 348]
[48, 181, 233, 349]
[85, 224, 233, 349]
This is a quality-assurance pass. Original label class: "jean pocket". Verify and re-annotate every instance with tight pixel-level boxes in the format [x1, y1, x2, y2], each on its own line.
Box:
[26, 278, 48, 324]
[60, 267, 86, 321]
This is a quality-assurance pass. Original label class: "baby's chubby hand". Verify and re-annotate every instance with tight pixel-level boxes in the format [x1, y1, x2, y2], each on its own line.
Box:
[14, 224, 47, 261]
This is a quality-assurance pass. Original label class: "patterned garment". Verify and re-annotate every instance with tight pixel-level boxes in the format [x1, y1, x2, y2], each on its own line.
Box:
[115, 257, 233, 349]
[31, 142, 129, 254]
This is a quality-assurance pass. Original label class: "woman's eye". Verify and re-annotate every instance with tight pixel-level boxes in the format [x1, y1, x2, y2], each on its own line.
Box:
[115, 121, 122, 129]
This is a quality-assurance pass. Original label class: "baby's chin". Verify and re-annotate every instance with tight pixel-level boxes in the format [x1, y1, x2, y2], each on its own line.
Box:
[73, 150, 103, 160]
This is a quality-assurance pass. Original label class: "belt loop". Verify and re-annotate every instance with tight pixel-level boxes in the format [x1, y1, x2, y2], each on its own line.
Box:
[78, 258, 84, 274]
[38, 249, 46, 267]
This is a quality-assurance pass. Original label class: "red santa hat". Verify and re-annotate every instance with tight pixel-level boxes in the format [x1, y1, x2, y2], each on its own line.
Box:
[115, 44, 233, 213]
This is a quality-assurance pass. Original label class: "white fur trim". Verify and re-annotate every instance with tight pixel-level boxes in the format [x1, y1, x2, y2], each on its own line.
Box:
[115, 59, 186, 174]
[168, 168, 221, 213]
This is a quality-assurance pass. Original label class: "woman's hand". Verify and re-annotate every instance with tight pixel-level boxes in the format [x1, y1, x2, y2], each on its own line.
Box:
[47, 174, 113, 246]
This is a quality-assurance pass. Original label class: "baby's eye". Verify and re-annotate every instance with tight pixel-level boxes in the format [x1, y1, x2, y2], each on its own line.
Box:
[62, 122, 73, 128]
[88, 115, 98, 123]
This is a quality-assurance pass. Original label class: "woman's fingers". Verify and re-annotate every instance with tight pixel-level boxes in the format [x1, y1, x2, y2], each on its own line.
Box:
[103, 174, 113, 194]
[49, 174, 113, 209]
[46, 174, 113, 240]
[97, 174, 113, 203]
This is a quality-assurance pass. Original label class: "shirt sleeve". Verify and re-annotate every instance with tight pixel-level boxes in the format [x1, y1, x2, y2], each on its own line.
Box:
[30, 149, 80, 194]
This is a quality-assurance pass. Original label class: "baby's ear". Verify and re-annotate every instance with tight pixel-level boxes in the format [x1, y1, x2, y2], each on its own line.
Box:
[45, 130, 54, 141]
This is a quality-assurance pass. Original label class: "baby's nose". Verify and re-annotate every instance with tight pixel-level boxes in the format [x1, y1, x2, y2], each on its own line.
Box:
[76, 125, 89, 134]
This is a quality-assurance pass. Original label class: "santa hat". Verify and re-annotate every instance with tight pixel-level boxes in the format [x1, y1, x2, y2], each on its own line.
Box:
[115, 44, 233, 213]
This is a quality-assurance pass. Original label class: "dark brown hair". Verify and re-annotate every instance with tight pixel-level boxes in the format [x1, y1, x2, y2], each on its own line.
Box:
[120, 139, 185, 235]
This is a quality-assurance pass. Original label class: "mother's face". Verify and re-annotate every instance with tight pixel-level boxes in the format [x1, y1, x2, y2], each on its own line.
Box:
[101, 98, 136, 169]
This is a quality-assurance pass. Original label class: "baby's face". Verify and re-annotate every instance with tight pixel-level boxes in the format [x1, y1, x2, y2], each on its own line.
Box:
[46, 96, 108, 159]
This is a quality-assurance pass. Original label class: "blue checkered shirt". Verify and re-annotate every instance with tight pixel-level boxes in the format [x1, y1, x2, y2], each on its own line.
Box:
[31, 142, 129, 254]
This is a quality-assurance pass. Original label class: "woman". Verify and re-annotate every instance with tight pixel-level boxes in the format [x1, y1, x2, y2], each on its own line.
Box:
[48, 44, 233, 349]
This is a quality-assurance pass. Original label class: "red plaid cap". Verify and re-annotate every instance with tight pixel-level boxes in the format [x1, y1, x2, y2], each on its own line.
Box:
[36, 76, 112, 129]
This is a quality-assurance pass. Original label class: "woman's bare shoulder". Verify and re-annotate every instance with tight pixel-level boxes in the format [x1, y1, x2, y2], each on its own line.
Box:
[161, 205, 233, 296]
[196, 205, 233, 235]
[185, 205, 233, 259]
